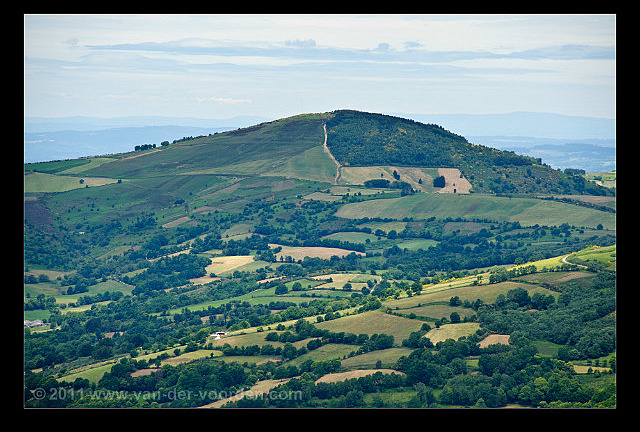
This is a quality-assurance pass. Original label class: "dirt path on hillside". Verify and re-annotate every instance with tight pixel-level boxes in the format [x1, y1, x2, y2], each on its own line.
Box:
[322, 123, 341, 184]
[561, 254, 588, 269]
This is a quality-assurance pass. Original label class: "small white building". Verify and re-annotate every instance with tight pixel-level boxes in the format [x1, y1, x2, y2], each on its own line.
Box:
[211, 331, 228, 340]
[24, 319, 46, 328]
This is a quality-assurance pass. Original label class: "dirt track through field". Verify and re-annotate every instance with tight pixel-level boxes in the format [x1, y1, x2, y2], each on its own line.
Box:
[322, 123, 341, 184]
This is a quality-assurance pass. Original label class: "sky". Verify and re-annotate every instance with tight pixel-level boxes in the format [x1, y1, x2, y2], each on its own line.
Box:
[24, 14, 616, 121]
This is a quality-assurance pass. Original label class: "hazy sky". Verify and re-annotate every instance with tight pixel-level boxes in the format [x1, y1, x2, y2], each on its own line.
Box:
[24, 14, 616, 120]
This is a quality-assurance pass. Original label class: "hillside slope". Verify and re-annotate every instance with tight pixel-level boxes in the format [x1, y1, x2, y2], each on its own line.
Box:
[83, 114, 327, 179]
[325, 110, 613, 196]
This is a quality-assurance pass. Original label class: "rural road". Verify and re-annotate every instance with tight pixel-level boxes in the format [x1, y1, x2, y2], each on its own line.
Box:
[322, 123, 341, 184]
[561, 254, 587, 269]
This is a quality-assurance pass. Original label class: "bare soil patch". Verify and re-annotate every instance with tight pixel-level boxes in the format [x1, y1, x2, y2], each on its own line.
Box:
[478, 334, 511, 348]
[436, 168, 472, 194]
[315, 369, 405, 384]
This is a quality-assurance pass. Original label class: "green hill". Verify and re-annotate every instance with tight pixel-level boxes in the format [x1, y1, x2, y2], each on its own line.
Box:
[23, 110, 616, 409]
[335, 192, 615, 230]
[26, 110, 613, 198]
[325, 110, 613, 196]
[82, 114, 328, 179]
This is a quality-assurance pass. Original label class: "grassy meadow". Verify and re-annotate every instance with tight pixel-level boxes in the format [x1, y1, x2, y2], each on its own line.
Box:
[335, 192, 616, 230]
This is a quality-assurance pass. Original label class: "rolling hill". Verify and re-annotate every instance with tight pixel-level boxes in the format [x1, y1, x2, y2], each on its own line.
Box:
[23, 110, 616, 409]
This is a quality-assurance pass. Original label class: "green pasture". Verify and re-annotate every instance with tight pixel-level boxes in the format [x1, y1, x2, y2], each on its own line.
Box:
[336, 193, 616, 230]
[208, 331, 286, 349]
[25, 157, 115, 175]
[363, 388, 418, 407]
[315, 310, 424, 345]
[24, 309, 53, 321]
[340, 347, 414, 369]
[570, 244, 616, 270]
[425, 322, 481, 344]
[394, 303, 477, 321]
[81, 115, 326, 180]
[25, 279, 136, 320]
[25, 158, 91, 174]
[262, 145, 337, 183]
[57, 158, 117, 174]
[24, 172, 120, 193]
[394, 238, 439, 250]
[357, 221, 407, 233]
[162, 284, 349, 316]
[384, 280, 558, 311]
[283, 343, 358, 367]
[54, 280, 135, 304]
[321, 231, 381, 244]
[57, 361, 118, 384]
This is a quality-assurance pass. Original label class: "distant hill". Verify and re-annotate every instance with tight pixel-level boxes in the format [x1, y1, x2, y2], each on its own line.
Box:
[399, 111, 615, 141]
[24, 115, 272, 164]
[25, 110, 613, 197]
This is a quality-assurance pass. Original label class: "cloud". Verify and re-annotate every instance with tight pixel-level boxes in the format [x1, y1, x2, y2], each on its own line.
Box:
[85, 38, 614, 64]
[404, 41, 423, 49]
[195, 97, 252, 104]
[285, 39, 316, 48]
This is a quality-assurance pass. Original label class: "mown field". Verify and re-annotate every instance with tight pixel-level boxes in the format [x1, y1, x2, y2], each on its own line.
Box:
[24, 172, 121, 193]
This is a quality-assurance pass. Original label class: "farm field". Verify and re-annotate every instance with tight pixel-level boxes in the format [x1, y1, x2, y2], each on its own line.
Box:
[384, 280, 558, 311]
[205, 255, 257, 275]
[24, 171, 120, 193]
[261, 145, 337, 183]
[335, 192, 616, 230]
[339, 348, 414, 369]
[314, 369, 404, 383]
[338, 165, 439, 192]
[424, 323, 481, 344]
[269, 244, 365, 260]
[315, 310, 425, 343]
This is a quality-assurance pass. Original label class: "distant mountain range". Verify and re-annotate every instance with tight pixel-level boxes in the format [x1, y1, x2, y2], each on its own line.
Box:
[24, 111, 615, 172]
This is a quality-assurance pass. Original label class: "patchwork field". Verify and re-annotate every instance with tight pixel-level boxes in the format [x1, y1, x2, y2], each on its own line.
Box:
[338, 166, 439, 192]
[269, 244, 365, 260]
[262, 145, 337, 183]
[24, 172, 120, 193]
[310, 272, 381, 289]
[425, 322, 481, 344]
[436, 168, 473, 194]
[385, 280, 559, 311]
[335, 192, 615, 230]
[570, 244, 616, 271]
[478, 334, 510, 348]
[315, 310, 425, 344]
[339, 348, 414, 369]
[204, 255, 258, 275]
[321, 232, 380, 244]
[314, 369, 405, 383]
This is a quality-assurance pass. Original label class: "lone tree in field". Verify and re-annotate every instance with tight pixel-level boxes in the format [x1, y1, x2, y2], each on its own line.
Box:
[433, 176, 446, 188]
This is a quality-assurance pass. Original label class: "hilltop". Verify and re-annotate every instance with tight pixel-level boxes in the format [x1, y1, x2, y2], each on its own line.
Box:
[26, 110, 614, 196]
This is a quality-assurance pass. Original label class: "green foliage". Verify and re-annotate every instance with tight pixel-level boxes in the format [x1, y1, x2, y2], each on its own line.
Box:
[23, 110, 615, 409]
